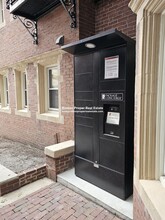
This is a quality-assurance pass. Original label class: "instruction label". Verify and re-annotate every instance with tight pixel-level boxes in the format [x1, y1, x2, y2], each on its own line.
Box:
[104, 55, 119, 79]
[106, 112, 120, 125]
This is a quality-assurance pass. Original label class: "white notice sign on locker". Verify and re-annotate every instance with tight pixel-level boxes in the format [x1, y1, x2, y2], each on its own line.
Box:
[106, 112, 120, 125]
[104, 56, 119, 79]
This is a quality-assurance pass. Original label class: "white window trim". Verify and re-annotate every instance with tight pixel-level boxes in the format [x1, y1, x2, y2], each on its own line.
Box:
[0, 0, 5, 29]
[46, 65, 59, 112]
[0, 73, 11, 113]
[3, 75, 9, 107]
[21, 72, 28, 109]
[36, 62, 64, 124]
[14, 69, 31, 117]
[156, 13, 165, 181]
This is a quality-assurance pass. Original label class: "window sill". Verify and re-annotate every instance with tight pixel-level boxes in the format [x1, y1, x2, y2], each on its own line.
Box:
[0, 107, 11, 114]
[15, 109, 31, 118]
[0, 22, 5, 29]
[36, 112, 64, 124]
[160, 176, 165, 187]
[140, 180, 165, 220]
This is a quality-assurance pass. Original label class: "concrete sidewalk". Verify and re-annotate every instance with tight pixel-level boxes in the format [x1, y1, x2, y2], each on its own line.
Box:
[0, 182, 123, 220]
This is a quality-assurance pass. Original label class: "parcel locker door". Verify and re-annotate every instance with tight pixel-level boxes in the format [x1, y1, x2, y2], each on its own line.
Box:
[74, 52, 100, 163]
[99, 47, 126, 173]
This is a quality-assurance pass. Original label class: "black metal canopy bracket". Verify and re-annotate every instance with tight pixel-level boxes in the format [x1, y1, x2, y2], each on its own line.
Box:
[6, 0, 76, 44]
[13, 15, 38, 45]
[6, 0, 10, 10]
[60, 0, 76, 28]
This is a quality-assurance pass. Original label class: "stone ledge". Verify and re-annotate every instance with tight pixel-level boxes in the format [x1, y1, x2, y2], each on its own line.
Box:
[0, 165, 18, 185]
[44, 140, 75, 158]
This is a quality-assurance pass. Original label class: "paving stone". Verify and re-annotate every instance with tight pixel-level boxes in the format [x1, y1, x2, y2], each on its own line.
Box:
[85, 215, 95, 220]
[113, 216, 123, 220]
[46, 202, 58, 212]
[0, 183, 122, 220]
[91, 206, 104, 217]
[1, 210, 15, 218]
[67, 215, 77, 220]
[38, 202, 52, 211]
[40, 210, 57, 220]
[61, 208, 75, 219]
[77, 214, 87, 220]
[33, 210, 47, 220]
[94, 212, 106, 220]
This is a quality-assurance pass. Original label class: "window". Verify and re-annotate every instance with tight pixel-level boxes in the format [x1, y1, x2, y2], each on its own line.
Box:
[14, 70, 30, 117]
[22, 72, 27, 109]
[3, 75, 9, 106]
[36, 62, 64, 123]
[47, 67, 59, 111]
[0, 74, 9, 108]
[0, 0, 4, 26]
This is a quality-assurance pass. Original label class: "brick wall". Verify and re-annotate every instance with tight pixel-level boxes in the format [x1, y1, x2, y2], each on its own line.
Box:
[95, 0, 136, 38]
[0, 166, 46, 196]
[133, 187, 152, 220]
[79, 0, 95, 39]
[46, 152, 74, 181]
[79, 0, 136, 40]
[0, 3, 79, 68]
[0, 178, 19, 196]
[0, 54, 74, 149]
[0, 1, 77, 148]
[19, 166, 47, 188]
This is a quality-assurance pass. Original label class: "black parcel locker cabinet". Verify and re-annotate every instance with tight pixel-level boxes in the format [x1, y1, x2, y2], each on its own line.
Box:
[62, 29, 135, 200]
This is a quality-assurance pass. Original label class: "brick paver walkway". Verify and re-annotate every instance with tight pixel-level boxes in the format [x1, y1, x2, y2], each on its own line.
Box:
[0, 183, 123, 220]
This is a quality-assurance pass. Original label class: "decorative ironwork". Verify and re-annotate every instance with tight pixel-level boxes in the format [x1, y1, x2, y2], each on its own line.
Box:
[13, 15, 38, 44]
[6, 0, 76, 44]
[6, 0, 10, 9]
[60, 0, 76, 28]
[6, 0, 18, 9]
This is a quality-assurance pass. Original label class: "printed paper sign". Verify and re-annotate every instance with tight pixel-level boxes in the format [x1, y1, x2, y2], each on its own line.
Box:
[106, 112, 120, 125]
[104, 56, 119, 79]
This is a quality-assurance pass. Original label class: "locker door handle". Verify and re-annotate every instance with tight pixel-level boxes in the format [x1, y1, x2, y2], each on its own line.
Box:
[93, 162, 99, 168]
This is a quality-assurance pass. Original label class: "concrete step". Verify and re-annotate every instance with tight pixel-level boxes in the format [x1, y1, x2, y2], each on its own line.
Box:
[0, 164, 18, 184]
[57, 168, 133, 220]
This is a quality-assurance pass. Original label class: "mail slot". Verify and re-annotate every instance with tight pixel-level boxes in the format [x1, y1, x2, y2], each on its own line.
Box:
[62, 29, 135, 200]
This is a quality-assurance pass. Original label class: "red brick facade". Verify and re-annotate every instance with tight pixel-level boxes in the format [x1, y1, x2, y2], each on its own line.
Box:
[0, 6, 78, 68]
[0, 54, 75, 149]
[0, 1, 136, 149]
[95, 0, 136, 38]
[46, 152, 74, 181]
[133, 188, 152, 220]
[79, 0, 136, 40]
[79, 0, 95, 39]
[0, 165, 46, 196]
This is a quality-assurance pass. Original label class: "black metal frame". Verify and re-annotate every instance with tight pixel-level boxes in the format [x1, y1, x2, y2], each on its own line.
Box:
[13, 15, 38, 44]
[6, 0, 76, 44]
[60, 0, 76, 28]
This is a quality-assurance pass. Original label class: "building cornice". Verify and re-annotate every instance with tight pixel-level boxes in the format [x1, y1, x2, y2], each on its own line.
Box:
[0, 49, 66, 72]
[129, 0, 145, 13]
[129, 0, 165, 14]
